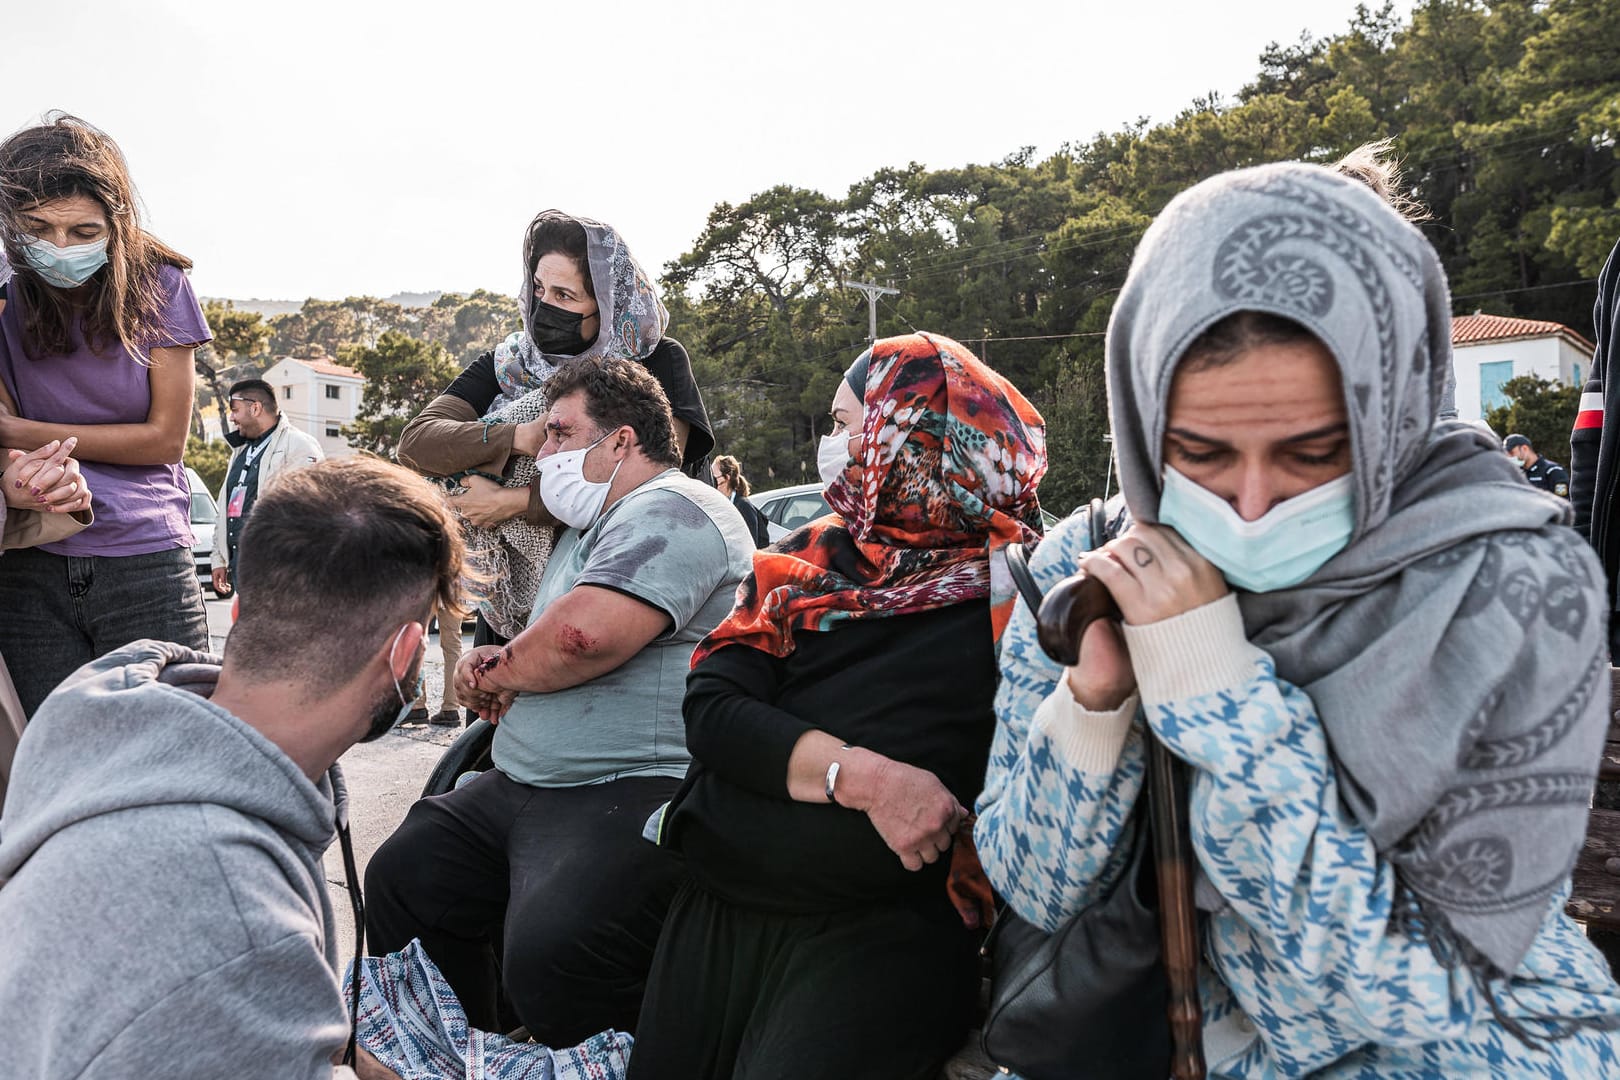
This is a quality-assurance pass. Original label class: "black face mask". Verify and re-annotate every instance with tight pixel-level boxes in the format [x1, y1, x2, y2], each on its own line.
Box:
[529, 298, 596, 355]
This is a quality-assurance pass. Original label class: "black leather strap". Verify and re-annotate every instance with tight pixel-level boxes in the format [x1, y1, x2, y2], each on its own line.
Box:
[1005, 542, 1045, 616]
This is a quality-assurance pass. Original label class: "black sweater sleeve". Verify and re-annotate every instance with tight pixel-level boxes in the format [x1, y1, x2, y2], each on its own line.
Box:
[683, 644, 815, 800]
[443, 352, 500, 414]
[663, 602, 997, 913]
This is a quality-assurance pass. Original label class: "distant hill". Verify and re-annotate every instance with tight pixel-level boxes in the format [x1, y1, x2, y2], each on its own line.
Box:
[202, 291, 445, 317]
[202, 297, 304, 318]
[387, 291, 443, 308]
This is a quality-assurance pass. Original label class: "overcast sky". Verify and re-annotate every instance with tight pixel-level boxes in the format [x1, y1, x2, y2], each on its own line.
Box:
[6, 0, 1393, 301]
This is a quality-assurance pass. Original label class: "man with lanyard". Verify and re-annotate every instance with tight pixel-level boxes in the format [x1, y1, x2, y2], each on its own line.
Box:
[210, 379, 323, 597]
[1504, 433, 1570, 498]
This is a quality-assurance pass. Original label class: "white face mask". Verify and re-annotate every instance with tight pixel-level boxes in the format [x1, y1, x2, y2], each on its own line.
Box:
[817, 431, 852, 489]
[538, 429, 623, 529]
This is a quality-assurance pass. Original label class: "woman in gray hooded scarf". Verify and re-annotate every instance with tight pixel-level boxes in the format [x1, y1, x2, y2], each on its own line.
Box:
[397, 210, 713, 646]
[976, 163, 1620, 1076]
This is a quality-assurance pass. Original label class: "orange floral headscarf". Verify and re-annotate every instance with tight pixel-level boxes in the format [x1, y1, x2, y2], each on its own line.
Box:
[693, 332, 1047, 667]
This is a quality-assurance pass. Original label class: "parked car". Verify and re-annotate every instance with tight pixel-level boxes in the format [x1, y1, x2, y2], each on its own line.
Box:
[750, 480, 1062, 544]
[748, 482, 831, 544]
[184, 466, 227, 598]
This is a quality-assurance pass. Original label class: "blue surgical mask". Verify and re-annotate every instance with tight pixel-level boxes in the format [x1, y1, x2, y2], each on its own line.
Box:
[1157, 466, 1354, 593]
[22, 236, 108, 288]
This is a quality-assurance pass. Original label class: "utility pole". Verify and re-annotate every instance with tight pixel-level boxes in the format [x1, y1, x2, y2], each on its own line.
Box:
[843, 281, 899, 343]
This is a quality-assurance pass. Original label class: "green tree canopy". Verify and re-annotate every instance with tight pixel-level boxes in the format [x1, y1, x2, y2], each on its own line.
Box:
[664, 0, 1618, 512]
[1483, 374, 1582, 462]
[184, 434, 232, 496]
[341, 331, 459, 458]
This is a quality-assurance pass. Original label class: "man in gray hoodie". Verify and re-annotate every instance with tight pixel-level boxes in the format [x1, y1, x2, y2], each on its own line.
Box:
[0, 456, 467, 1080]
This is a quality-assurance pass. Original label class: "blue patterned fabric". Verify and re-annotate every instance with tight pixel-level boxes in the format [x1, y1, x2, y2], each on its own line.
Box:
[975, 511, 1620, 1078]
[343, 940, 634, 1080]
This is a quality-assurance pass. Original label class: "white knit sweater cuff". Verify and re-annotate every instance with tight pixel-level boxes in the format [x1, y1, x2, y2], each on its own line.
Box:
[1031, 681, 1139, 774]
[1121, 593, 1265, 707]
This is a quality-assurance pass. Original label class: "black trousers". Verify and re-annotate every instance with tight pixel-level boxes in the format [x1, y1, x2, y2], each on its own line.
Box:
[364, 768, 683, 1047]
[627, 880, 979, 1080]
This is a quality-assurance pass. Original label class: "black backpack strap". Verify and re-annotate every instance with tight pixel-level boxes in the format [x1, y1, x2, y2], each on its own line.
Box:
[1004, 542, 1045, 617]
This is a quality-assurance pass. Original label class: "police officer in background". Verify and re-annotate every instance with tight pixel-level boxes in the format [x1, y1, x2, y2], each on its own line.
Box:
[1505, 433, 1569, 498]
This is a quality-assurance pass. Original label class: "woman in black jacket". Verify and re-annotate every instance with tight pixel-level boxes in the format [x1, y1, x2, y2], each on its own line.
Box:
[710, 454, 771, 548]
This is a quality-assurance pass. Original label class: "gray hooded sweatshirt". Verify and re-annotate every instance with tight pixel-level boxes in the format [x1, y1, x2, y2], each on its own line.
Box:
[0, 640, 356, 1079]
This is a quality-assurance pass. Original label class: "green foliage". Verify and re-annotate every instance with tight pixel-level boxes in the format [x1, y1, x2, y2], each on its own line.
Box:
[184, 434, 232, 496]
[264, 292, 522, 370]
[196, 300, 274, 436]
[664, 0, 1616, 501]
[1482, 375, 1582, 461]
[268, 296, 408, 358]
[203, 299, 271, 361]
[416, 289, 523, 367]
[341, 331, 459, 458]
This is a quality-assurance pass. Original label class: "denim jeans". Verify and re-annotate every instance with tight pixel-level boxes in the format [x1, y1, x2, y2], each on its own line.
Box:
[0, 545, 209, 718]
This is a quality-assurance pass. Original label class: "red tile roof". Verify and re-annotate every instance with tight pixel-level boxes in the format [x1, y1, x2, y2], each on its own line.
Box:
[1452, 313, 1594, 353]
[290, 357, 365, 380]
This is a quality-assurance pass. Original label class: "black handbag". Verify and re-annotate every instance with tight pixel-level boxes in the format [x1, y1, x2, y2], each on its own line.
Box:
[979, 808, 1170, 1079]
[980, 517, 1173, 1080]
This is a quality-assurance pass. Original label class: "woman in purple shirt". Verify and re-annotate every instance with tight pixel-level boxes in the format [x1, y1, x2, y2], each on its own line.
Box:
[0, 114, 211, 717]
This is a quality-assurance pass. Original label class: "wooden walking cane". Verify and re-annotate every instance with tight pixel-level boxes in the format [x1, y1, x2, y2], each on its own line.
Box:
[1035, 570, 1208, 1080]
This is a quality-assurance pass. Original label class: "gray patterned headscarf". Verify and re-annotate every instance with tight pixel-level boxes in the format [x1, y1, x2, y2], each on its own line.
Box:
[457, 212, 666, 633]
[1107, 163, 1609, 994]
[492, 211, 669, 402]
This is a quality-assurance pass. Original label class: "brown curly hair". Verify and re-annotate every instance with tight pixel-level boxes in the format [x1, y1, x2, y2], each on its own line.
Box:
[0, 113, 193, 362]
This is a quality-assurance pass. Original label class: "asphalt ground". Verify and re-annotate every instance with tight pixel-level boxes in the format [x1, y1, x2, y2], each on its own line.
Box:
[204, 597, 470, 960]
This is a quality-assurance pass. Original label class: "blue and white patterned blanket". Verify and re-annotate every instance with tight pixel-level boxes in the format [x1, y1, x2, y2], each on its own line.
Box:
[342, 940, 633, 1080]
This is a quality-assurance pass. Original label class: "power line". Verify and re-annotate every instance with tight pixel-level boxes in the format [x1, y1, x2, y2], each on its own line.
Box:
[1451, 278, 1599, 302]
[953, 331, 1107, 344]
[889, 223, 1145, 285]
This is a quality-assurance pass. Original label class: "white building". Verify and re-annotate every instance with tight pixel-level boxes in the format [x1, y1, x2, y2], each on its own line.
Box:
[261, 356, 366, 459]
[1451, 313, 1595, 422]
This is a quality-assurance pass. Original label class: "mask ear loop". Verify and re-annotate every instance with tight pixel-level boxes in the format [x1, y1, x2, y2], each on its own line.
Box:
[388, 623, 411, 707]
[588, 427, 628, 488]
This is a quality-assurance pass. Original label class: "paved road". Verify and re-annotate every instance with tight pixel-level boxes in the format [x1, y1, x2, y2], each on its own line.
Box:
[205, 597, 474, 960]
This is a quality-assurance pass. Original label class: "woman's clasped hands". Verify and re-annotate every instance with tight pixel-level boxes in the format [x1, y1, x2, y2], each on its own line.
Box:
[1064, 522, 1227, 712]
[4, 436, 91, 514]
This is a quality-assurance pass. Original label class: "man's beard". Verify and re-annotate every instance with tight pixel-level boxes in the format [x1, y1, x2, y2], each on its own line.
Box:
[360, 660, 421, 743]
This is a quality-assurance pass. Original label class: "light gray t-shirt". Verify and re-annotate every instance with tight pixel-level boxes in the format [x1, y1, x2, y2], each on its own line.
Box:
[493, 469, 755, 787]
